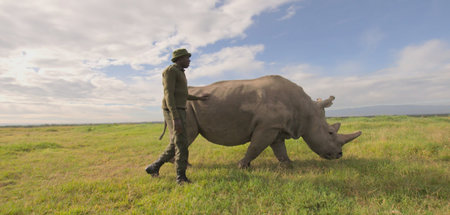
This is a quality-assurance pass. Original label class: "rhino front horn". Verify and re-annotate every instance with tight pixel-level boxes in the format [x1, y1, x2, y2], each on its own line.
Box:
[339, 131, 362, 145]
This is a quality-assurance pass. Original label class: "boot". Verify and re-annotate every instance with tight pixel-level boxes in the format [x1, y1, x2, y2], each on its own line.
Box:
[145, 159, 164, 177]
[176, 170, 191, 185]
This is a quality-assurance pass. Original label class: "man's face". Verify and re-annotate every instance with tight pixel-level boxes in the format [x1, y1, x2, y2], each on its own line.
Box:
[177, 56, 191, 68]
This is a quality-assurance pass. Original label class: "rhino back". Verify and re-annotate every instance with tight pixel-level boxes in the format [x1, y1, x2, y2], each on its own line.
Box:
[188, 75, 314, 146]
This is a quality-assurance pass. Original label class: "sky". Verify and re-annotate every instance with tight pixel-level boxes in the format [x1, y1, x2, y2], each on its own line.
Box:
[1, 0, 449, 125]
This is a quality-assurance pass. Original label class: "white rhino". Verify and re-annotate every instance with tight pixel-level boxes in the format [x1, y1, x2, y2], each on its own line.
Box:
[161, 75, 362, 168]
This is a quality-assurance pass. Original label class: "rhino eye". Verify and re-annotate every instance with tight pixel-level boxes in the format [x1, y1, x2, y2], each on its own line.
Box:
[329, 131, 333, 135]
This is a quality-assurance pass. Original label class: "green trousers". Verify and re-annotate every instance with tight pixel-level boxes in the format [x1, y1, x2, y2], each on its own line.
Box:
[158, 109, 189, 172]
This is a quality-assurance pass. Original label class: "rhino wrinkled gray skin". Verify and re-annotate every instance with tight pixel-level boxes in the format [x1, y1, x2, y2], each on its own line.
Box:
[161, 75, 362, 168]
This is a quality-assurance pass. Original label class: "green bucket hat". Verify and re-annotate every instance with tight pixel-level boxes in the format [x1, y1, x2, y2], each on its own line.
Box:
[171, 48, 191, 62]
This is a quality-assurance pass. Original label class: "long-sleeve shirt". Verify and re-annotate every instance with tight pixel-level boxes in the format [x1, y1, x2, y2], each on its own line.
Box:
[162, 64, 201, 119]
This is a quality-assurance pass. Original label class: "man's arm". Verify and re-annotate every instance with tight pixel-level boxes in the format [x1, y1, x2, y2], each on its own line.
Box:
[188, 94, 209, 101]
[187, 94, 200, 100]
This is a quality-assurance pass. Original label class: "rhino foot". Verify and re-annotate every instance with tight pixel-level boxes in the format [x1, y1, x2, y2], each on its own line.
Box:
[238, 160, 251, 169]
[278, 160, 293, 169]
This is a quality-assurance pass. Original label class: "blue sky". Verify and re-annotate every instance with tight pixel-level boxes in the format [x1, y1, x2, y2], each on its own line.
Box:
[1, 0, 449, 124]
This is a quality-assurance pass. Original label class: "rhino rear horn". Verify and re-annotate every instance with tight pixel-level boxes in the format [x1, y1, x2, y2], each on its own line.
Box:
[339, 131, 362, 145]
[331, 123, 341, 132]
[317, 96, 335, 109]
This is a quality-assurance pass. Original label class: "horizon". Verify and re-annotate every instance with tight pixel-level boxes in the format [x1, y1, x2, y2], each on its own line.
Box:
[1, 0, 450, 125]
[2, 104, 448, 126]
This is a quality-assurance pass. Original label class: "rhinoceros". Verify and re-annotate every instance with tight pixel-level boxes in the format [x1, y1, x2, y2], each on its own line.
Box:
[161, 75, 362, 168]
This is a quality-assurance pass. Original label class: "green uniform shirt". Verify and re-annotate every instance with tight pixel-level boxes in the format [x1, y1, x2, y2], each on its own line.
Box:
[162, 64, 200, 119]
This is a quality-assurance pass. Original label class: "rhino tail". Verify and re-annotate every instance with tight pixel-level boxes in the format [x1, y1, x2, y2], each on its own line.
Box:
[158, 121, 167, 140]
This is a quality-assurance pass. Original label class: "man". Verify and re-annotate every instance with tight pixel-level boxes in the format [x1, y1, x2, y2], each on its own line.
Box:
[145, 48, 208, 184]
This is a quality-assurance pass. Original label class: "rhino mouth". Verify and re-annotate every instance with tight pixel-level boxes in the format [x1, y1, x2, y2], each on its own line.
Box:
[321, 152, 342, 160]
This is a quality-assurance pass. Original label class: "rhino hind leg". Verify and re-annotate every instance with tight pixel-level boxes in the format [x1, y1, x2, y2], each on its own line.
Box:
[270, 136, 293, 168]
[186, 103, 200, 147]
[238, 128, 279, 169]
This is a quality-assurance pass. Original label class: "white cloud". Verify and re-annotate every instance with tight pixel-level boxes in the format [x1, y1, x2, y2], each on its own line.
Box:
[0, 0, 296, 66]
[0, 0, 297, 124]
[281, 39, 450, 108]
[0, 102, 162, 125]
[278, 5, 300, 21]
[188, 45, 265, 79]
[2, 1, 447, 124]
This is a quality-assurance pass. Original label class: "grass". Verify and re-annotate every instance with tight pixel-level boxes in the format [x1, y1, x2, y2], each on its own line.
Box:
[0, 116, 448, 214]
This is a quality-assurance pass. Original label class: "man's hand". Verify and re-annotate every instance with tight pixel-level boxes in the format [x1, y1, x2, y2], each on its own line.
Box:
[173, 118, 183, 134]
[199, 94, 210, 101]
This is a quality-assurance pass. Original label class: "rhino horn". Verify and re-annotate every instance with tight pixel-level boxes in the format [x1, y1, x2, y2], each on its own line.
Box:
[331, 123, 341, 132]
[339, 131, 362, 145]
[316, 96, 335, 109]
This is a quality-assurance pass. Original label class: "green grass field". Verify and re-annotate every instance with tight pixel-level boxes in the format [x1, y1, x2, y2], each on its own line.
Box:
[0, 116, 449, 214]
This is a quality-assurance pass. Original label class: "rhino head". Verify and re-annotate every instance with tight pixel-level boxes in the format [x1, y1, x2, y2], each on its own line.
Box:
[302, 96, 362, 160]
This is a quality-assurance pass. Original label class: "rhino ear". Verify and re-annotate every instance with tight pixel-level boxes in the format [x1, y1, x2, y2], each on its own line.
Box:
[316, 96, 335, 109]
[331, 123, 341, 132]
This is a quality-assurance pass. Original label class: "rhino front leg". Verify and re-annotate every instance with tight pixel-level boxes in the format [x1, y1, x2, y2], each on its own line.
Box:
[270, 136, 293, 168]
[238, 128, 279, 169]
